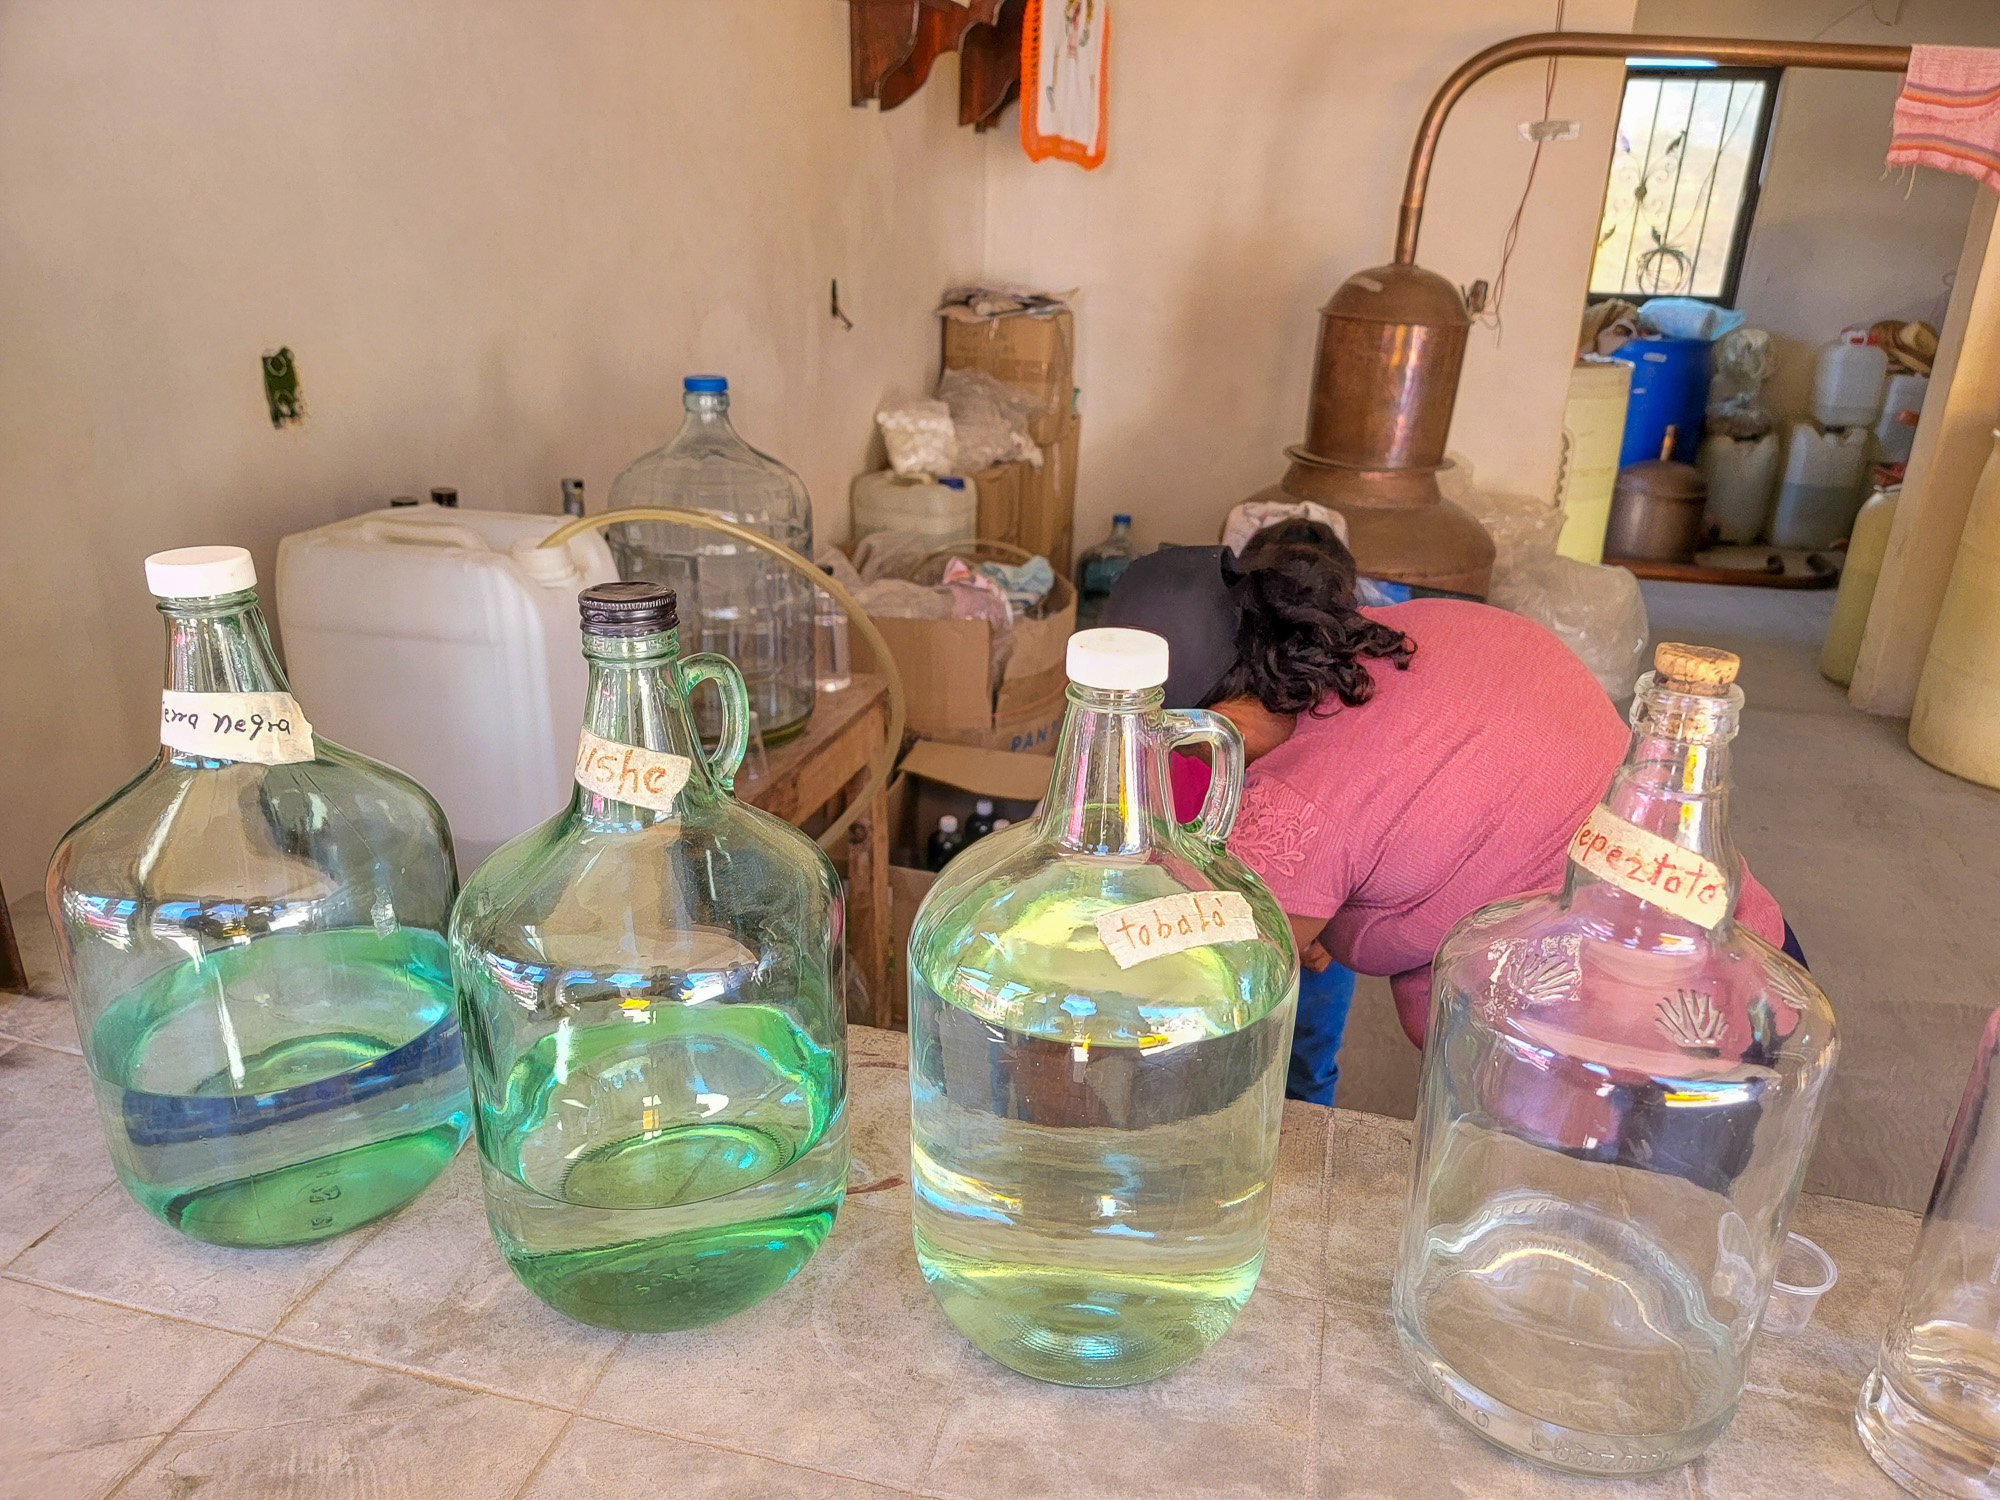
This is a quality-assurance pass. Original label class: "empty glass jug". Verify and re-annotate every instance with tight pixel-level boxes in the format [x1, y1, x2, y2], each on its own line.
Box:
[607, 374, 816, 744]
[449, 582, 845, 1331]
[1858, 1004, 2000, 1498]
[45, 546, 467, 1247]
[1395, 643, 1838, 1476]
[908, 627, 1299, 1387]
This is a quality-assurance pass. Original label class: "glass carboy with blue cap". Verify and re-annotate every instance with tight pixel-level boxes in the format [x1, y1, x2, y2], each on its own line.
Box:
[45, 545, 468, 1247]
[607, 374, 816, 744]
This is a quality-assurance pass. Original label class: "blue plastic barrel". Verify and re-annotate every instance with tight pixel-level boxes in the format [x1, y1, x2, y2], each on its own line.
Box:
[1609, 337, 1710, 466]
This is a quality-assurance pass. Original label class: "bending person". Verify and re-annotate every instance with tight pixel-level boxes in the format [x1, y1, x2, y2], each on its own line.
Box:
[1101, 520, 1793, 1082]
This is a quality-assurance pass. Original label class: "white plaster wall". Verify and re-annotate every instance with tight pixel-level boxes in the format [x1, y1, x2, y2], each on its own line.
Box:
[1634, 0, 2000, 425]
[979, 0, 1640, 551]
[0, 1, 986, 897]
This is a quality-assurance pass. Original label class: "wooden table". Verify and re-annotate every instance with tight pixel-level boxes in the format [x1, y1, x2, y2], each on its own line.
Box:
[737, 673, 894, 1028]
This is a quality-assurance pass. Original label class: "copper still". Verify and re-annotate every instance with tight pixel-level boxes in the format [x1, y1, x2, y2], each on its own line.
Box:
[1245, 262, 1494, 597]
[1244, 30, 1909, 602]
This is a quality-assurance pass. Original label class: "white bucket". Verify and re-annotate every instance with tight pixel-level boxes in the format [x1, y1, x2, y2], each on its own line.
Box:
[275, 506, 618, 870]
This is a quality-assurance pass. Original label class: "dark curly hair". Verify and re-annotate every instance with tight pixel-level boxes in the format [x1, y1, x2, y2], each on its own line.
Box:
[1207, 518, 1415, 714]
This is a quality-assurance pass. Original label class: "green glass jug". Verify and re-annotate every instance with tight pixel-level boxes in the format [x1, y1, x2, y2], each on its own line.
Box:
[908, 627, 1299, 1386]
[449, 582, 845, 1331]
[46, 546, 467, 1247]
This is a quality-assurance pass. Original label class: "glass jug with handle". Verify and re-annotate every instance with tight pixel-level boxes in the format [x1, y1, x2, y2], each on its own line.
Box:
[908, 627, 1299, 1387]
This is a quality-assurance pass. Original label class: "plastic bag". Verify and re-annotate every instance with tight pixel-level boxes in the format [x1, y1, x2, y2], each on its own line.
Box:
[1707, 327, 1775, 439]
[1462, 488, 1564, 589]
[937, 369, 1041, 472]
[1638, 298, 1745, 342]
[876, 400, 957, 477]
[1488, 555, 1650, 698]
[851, 529, 941, 584]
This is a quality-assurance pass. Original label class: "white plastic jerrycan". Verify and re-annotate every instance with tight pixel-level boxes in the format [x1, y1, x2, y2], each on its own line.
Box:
[276, 505, 618, 871]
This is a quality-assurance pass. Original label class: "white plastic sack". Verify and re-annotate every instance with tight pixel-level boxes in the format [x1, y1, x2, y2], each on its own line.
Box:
[1463, 489, 1564, 587]
[876, 400, 957, 478]
[1489, 555, 1650, 698]
[937, 368, 1041, 472]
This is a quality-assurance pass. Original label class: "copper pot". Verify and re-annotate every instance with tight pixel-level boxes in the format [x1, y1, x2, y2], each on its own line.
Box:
[1607, 437, 1709, 563]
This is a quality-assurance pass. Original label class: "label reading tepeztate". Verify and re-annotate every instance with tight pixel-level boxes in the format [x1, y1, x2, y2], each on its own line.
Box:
[160, 691, 315, 765]
[574, 730, 691, 813]
[1094, 890, 1259, 970]
[1568, 804, 1728, 929]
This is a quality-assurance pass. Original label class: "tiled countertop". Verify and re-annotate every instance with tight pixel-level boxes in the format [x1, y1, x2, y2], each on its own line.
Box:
[1, 940, 1919, 1498]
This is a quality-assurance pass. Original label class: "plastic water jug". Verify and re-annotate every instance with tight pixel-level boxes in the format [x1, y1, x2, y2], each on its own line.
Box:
[1771, 424, 1873, 549]
[276, 506, 618, 871]
[1812, 338, 1888, 430]
[849, 470, 977, 546]
[1874, 373, 1929, 467]
[1699, 432, 1780, 544]
[1821, 486, 1897, 686]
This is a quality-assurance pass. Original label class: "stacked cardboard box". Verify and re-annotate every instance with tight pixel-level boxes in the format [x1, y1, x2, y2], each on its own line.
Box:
[942, 306, 1081, 575]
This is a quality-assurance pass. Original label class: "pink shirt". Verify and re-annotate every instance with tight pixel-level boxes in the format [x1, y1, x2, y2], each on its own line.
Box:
[1208, 600, 1786, 1045]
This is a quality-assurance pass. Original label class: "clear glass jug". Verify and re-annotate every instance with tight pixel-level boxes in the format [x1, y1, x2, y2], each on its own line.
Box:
[1858, 1005, 2000, 1497]
[45, 546, 468, 1247]
[450, 582, 845, 1331]
[1395, 643, 1838, 1476]
[908, 627, 1299, 1387]
[607, 374, 816, 744]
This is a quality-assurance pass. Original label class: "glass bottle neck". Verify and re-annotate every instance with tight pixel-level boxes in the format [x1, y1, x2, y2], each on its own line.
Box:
[573, 629, 708, 825]
[1570, 673, 1745, 920]
[160, 592, 291, 694]
[1039, 684, 1174, 856]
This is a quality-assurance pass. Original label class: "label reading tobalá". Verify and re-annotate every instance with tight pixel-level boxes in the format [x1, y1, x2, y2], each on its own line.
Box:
[1569, 805, 1727, 929]
[160, 691, 315, 765]
[574, 730, 691, 814]
[1095, 891, 1259, 969]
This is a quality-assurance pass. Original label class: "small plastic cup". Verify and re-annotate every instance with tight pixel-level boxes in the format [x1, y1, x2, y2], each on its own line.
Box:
[1761, 1232, 1838, 1337]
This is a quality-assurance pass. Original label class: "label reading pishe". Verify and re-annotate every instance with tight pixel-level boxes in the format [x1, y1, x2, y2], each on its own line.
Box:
[1095, 891, 1258, 969]
[1568, 805, 1727, 929]
[160, 691, 315, 765]
[574, 730, 691, 813]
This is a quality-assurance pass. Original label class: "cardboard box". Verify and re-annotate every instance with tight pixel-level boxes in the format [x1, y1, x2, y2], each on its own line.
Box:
[858, 569, 1074, 754]
[882, 741, 1059, 1024]
[972, 415, 1080, 576]
[942, 306, 1076, 445]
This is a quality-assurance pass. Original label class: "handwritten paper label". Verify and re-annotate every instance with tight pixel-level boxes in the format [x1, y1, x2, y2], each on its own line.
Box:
[160, 691, 315, 765]
[1095, 891, 1258, 970]
[1568, 805, 1727, 929]
[574, 730, 691, 813]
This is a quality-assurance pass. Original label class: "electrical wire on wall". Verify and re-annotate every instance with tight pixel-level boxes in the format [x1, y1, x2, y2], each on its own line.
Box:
[1479, 0, 1567, 337]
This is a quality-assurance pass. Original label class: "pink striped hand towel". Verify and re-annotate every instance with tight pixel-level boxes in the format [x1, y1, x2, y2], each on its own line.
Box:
[1888, 45, 2000, 193]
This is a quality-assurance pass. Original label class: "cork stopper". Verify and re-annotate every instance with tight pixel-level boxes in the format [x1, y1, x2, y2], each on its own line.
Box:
[1655, 642, 1739, 694]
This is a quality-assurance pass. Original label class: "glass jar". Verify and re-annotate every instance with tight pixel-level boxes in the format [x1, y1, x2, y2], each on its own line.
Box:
[450, 582, 845, 1331]
[607, 374, 816, 744]
[1395, 643, 1838, 1476]
[908, 627, 1299, 1387]
[45, 546, 467, 1247]
[1858, 1005, 2000, 1498]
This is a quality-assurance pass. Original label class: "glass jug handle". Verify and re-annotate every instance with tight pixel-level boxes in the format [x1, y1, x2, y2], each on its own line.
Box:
[1159, 708, 1244, 847]
[676, 653, 751, 792]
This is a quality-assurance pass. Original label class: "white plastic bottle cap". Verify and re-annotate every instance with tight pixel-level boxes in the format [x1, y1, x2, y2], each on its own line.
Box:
[938, 815, 959, 833]
[144, 546, 257, 598]
[975, 799, 994, 815]
[1066, 627, 1169, 690]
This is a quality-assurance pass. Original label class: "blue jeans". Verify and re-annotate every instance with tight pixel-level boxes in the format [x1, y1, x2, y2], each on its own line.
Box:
[1287, 961, 1356, 1107]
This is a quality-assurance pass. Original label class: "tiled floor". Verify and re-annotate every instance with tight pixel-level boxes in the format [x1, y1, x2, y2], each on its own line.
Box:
[0, 1007, 1916, 1499]
[1336, 581, 2000, 1213]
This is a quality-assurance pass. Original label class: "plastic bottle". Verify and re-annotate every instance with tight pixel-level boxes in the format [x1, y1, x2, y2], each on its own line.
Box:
[926, 815, 964, 872]
[815, 565, 851, 694]
[607, 375, 816, 745]
[908, 628, 1299, 1386]
[1820, 486, 1898, 686]
[1812, 337, 1889, 430]
[1873, 373, 1929, 468]
[450, 582, 845, 1331]
[45, 547, 469, 1247]
[1771, 423, 1873, 549]
[1396, 643, 1837, 1476]
[1074, 514, 1138, 629]
[1699, 432, 1780, 544]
